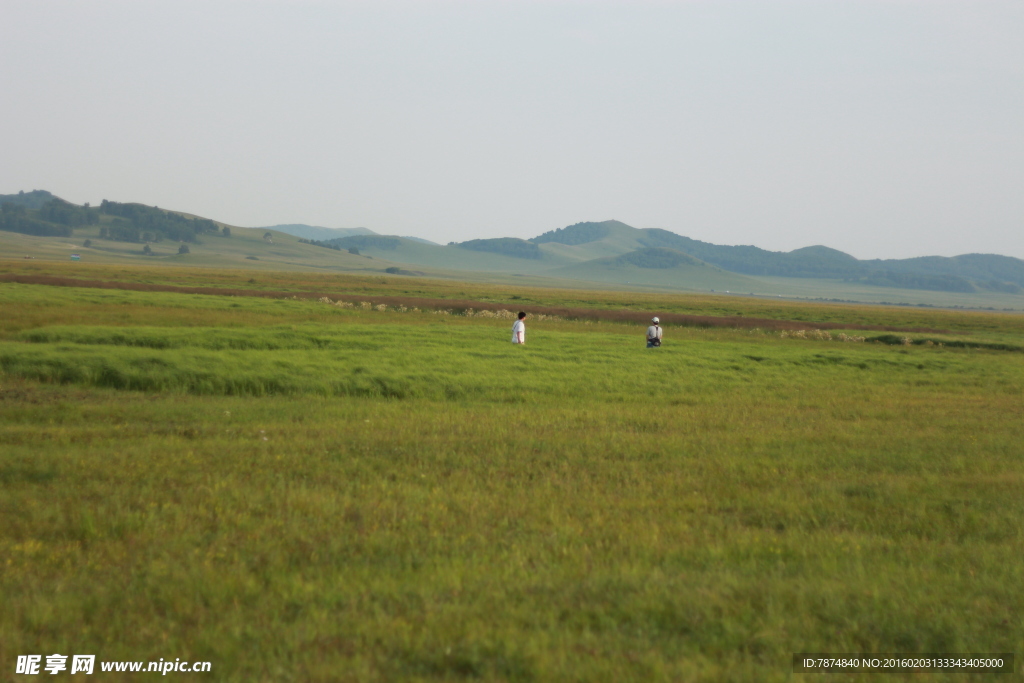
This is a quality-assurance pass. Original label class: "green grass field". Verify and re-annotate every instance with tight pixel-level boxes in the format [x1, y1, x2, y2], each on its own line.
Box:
[2, 266, 1023, 681]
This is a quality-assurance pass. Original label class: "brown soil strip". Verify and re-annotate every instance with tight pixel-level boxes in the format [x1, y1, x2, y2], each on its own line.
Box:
[0, 273, 950, 333]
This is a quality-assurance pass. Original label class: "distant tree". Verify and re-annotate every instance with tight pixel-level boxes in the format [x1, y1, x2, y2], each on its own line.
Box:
[263, 232, 273, 242]
[83, 239, 92, 248]
[178, 244, 190, 254]
[348, 246, 360, 255]
[143, 245, 153, 255]
[222, 226, 231, 237]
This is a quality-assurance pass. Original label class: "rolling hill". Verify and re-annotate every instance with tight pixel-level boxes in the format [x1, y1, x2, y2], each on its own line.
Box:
[550, 247, 762, 293]
[3, 191, 1023, 307]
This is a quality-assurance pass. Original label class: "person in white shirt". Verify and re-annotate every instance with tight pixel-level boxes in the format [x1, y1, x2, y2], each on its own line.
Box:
[646, 316, 663, 348]
[511, 311, 527, 344]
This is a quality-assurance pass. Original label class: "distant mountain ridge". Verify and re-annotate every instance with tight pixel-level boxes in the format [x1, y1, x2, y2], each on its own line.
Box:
[3, 189, 1022, 297]
[260, 224, 375, 241]
[263, 224, 440, 246]
[323, 217, 1023, 294]
[497, 221, 1023, 293]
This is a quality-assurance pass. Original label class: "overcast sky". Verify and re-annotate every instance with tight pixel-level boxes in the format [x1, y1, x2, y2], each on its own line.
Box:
[3, 1, 1022, 259]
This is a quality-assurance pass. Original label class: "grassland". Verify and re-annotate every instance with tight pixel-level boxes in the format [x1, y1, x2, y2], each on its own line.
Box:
[2, 264, 1023, 681]
[5, 260, 1024, 338]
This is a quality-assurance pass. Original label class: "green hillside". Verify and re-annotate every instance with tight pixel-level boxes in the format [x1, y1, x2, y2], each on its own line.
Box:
[449, 222, 649, 265]
[532, 221, 649, 263]
[636, 228, 1023, 293]
[3, 191, 1024, 308]
[0, 198, 401, 275]
[611, 247, 704, 269]
[553, 247, 762, 293]
[637, 230, 863, 278]
[556, 246, 708, 271]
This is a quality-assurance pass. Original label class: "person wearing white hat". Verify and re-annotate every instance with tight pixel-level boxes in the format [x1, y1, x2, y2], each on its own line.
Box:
[646, 317, 663, 348]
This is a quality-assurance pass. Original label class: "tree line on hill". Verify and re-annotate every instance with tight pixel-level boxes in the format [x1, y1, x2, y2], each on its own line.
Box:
[298, 238, 366, 256]
[98, 200, 219, 243]
[0, 191, 222, 244]
[299, 238, 345, 251]
[0, 191, 96, 236]
[1, 202, 74, 237]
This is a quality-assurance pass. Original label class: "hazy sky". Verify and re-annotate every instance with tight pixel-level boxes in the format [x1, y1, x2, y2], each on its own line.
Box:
[3, 1, 1022, 259]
